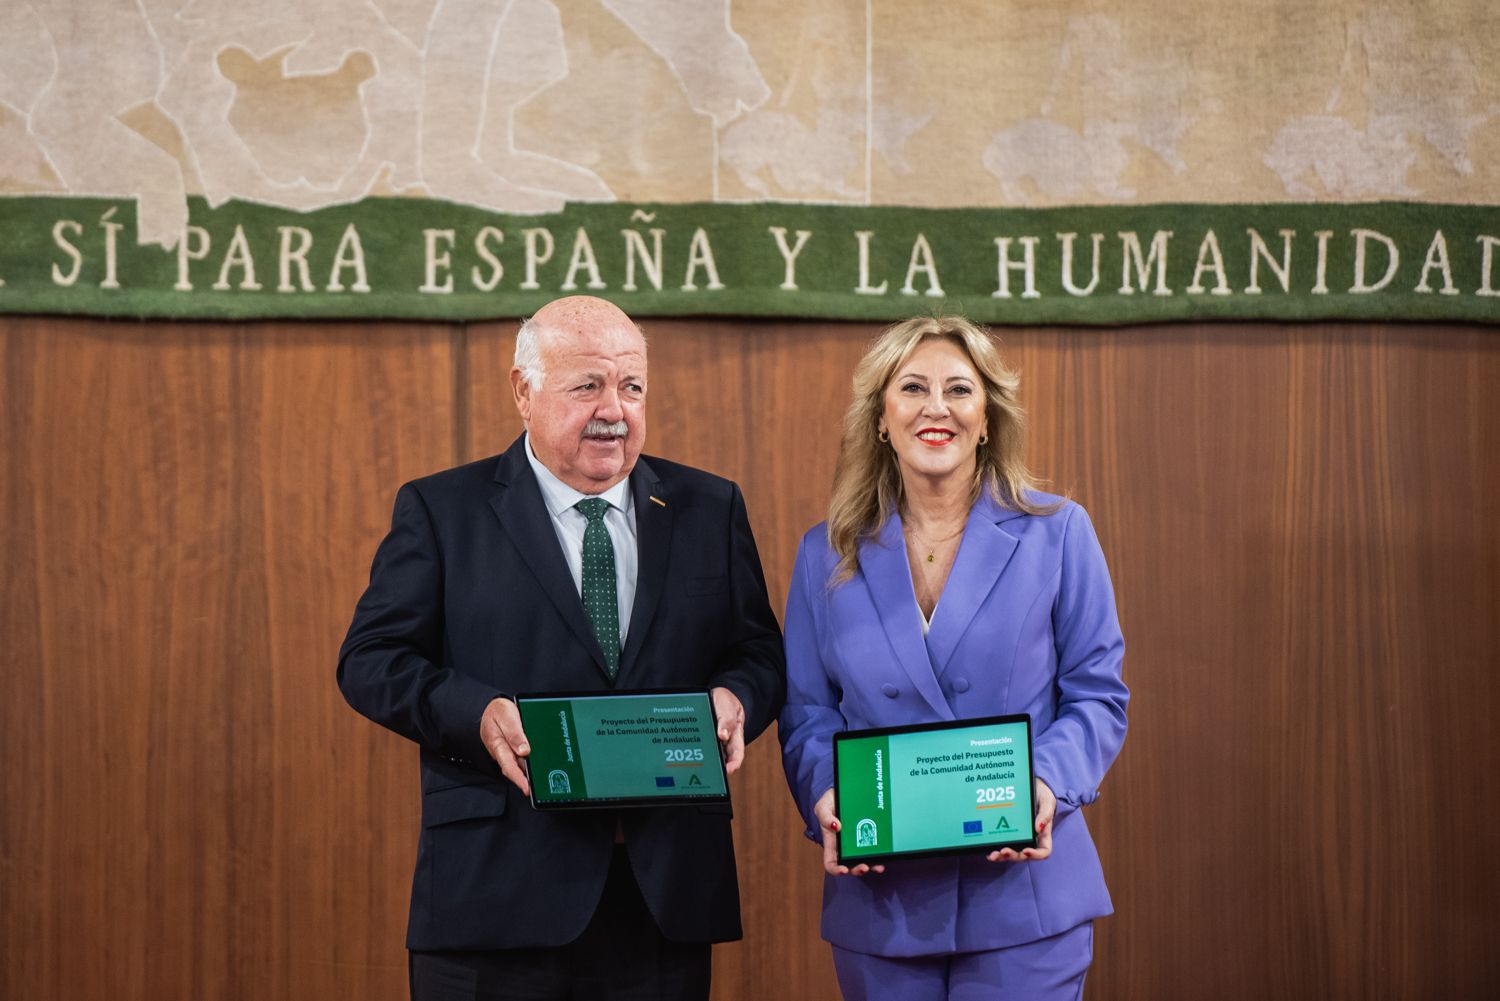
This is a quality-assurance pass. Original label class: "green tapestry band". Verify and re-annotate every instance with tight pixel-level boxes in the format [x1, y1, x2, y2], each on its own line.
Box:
[1, 196, 1496, 326]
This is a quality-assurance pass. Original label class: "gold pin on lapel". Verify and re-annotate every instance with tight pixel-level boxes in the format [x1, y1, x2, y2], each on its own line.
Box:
[649, 495, 667, 507]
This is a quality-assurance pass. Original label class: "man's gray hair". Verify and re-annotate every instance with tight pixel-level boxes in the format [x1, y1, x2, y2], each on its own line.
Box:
[514, 316, 548, 391]
[514, 313, 648, 391]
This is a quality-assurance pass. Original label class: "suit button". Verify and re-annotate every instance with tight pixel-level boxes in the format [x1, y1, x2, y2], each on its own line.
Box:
[881, 684, 899, 698]
[952, 677, 971, 693]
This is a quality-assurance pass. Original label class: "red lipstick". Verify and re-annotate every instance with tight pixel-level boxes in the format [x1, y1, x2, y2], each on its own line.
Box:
[915, 427, 956, 446]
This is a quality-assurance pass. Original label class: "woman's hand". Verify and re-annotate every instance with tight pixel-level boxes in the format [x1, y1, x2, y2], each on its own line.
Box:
[814, 788, 886, 876]
[986, 777, 1056, 863]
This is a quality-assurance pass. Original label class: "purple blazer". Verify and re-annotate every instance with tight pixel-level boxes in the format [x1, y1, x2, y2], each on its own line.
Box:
[779, 491, 1128, 957]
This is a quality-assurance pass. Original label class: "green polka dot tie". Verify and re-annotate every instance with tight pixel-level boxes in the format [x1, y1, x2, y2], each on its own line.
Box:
[575, 498, 620, 679]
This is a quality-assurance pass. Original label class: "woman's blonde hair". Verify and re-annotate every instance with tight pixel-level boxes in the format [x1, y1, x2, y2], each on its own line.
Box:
[826, 315, 1054, 584]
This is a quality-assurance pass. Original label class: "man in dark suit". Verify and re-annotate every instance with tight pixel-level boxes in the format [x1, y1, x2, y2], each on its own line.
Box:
[338, 295, 785, 1000]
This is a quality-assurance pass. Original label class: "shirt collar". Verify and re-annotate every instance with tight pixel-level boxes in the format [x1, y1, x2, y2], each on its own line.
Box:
[524, 432, 633, 517]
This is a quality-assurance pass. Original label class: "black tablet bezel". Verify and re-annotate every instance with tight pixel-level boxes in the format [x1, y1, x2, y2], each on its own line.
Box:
[833, 713, 1037, 864]
[515, 688, 731, 810]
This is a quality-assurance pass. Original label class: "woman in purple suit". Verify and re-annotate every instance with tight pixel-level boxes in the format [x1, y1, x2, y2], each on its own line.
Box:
[780, 316, 1129, 1001]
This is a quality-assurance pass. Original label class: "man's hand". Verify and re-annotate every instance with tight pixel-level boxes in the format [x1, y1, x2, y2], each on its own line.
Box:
[986, 776, 1057, 863]
[813, 787, 885, 877]
[480, 697, 532, 796]
[710, 686, 747, 775]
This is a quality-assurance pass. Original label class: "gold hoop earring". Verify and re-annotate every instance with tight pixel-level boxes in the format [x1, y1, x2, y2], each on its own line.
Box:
[979, 431, 989, 446]
[878, 428, 889, 443]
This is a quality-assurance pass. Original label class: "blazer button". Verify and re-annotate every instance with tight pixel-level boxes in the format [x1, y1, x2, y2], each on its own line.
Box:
[952, 677, 971, 693]
[881, 684, 899, 699]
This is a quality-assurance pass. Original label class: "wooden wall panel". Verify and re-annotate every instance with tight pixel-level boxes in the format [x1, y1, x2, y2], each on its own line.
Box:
[0, 318, 456, 1001]
[1004, 324, 1500, 1000]
[5, 316, 1499, 1001]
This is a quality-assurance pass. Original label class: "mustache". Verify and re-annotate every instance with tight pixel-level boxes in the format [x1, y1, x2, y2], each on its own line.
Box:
[583, 419, 629, 438]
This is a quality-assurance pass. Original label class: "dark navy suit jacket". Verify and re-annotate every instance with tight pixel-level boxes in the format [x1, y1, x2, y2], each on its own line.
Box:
[339, 436, 785, 950]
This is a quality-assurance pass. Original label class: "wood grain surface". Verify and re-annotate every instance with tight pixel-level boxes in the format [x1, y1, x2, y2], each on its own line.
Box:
[4, 315, 1498, 1000]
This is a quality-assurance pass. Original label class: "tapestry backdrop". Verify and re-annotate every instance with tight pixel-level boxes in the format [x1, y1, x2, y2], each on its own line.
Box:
[1, 0, 1497, 323]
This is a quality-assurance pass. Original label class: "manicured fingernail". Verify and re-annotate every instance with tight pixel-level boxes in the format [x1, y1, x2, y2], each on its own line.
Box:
[518, 744, 530, 754]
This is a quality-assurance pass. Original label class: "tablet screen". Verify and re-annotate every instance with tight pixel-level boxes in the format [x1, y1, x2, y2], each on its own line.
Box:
[834, 715, 1035, 863]
[515, 690, 730, 809]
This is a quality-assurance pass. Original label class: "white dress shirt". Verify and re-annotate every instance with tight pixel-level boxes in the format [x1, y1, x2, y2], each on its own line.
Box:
[524, 433, 639, 644]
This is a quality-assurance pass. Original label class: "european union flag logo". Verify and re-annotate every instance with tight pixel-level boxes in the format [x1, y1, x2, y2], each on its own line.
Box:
[655, 776, 676, 788]
[963, 820, 983, 834]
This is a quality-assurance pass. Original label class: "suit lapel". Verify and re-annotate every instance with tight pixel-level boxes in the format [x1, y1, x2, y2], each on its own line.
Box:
[489, 442, 612, 681]
[860, 514, 955, 721]
[926, 495, 1021, 677]
[618, 459, 670, 680]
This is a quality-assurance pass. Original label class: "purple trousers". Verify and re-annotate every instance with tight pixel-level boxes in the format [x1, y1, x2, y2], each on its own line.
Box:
[831, 922, 1092, 1001]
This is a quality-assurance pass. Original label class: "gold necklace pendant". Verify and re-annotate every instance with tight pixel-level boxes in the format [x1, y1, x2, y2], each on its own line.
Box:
[908, 522, 961, 567]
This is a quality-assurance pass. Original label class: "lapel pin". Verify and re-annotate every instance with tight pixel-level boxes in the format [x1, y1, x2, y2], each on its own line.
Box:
[649, 495, 667, 507]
